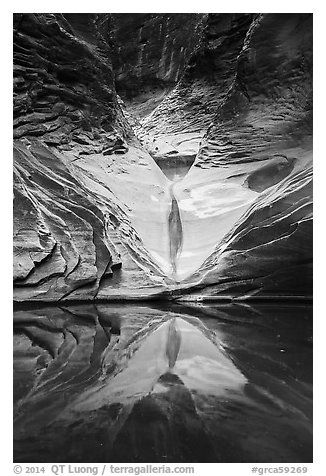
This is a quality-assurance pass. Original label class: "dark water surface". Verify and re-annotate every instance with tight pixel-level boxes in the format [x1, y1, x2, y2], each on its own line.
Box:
[154, 155, 196, 182]
[13, 302, 312, 463]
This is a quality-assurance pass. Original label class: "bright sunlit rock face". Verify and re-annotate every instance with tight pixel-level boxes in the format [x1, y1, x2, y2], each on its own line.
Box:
[13, 13, 312, 301]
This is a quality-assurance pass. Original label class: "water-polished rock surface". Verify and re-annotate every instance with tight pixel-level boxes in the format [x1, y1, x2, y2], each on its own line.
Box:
[13, 13, 312, 301]
[14, 303, 312, 463]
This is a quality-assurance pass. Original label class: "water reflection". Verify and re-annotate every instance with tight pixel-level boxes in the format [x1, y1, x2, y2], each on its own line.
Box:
[13, 302, 312, 463]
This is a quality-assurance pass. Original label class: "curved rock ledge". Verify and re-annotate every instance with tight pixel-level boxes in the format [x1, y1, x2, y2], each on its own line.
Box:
[13, 13, 312, 302]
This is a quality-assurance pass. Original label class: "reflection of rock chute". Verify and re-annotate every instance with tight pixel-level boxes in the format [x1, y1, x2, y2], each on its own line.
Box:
[14, 304, 312, 463]
[53, 315, 247, 461]
[69, 316, 247, 413]
[166, 317, 181, 369]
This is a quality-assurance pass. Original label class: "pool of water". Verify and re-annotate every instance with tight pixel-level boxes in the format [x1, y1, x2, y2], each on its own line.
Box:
[153, 155, 196, 182]
[13, 302, 312, 463]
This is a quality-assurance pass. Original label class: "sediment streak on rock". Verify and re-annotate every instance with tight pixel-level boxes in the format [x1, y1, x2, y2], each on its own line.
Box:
[13, 13, 313, 301]
[168, 184, 183, 281]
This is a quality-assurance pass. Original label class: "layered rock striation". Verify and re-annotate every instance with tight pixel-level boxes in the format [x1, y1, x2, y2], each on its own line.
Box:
[111, 13, 205, 118]
[13, 13, 313, 302]
[13, 14, 131, 147]
[178, 13, 313, 298]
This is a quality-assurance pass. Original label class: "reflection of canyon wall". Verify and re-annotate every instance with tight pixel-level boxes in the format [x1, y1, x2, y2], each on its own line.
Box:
[14, 306, 247, 462]
[14, 304, 312, 462]
[13, 13, 312, 301]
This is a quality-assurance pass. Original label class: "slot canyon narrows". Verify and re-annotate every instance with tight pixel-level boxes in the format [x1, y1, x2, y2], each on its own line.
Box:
[13, 13, 312, 463]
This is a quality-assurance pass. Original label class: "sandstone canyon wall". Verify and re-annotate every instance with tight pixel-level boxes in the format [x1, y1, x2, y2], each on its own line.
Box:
[13, 13, 312, 302]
